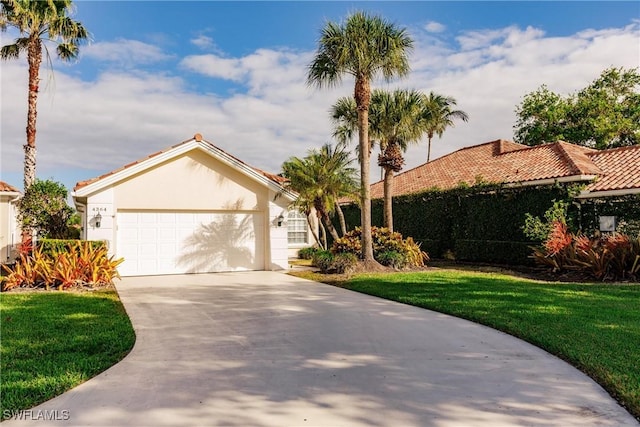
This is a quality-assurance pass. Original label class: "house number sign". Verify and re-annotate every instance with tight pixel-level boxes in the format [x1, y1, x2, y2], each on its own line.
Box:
[90, 205, 113, 216]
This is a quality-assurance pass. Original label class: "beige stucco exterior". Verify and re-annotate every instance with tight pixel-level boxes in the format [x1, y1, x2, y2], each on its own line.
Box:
[73, 137, 295, 275]
[0, 190, 21, 263]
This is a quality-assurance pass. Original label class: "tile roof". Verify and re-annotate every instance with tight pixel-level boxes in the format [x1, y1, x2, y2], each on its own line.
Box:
[0, 181, 20, 193]
[370, 140, 637, 199]
[74, 134, 287, 191]
[585, 145, 640, 193]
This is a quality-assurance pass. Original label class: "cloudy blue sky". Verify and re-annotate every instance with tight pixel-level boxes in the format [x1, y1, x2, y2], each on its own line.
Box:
[1, 1, 639, 194]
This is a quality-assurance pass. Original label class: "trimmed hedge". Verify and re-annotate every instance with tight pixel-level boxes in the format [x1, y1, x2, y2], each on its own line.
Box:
[37, 239, 107, 256]
[338, 184, 640, 266]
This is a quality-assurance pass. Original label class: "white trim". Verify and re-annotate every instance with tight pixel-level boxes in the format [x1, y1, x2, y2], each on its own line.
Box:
[504, 174, 597, 188]
[72, 138, 296, 202]
[576, 188, 640, 199]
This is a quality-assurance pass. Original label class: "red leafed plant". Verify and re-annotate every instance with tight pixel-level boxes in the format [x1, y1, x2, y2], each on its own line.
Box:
[544, 221, 573, 255]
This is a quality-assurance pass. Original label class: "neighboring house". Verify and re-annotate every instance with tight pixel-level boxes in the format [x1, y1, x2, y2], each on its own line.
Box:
[0, 181, 21, 263]
[72, 134, 304, 276]
[370, 139, 640, 199]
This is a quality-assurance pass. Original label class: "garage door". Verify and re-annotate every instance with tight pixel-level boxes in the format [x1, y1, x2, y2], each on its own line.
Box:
[117, 212, 264, 276]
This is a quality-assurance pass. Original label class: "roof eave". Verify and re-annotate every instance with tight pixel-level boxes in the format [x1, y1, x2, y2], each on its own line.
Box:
[504, 174, 598, 188]
[576, 187, 640, 199]
[72, 139, 295, 203]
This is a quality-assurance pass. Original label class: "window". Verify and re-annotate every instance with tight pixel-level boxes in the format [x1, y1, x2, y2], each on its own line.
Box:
[288, 210, 308, 245]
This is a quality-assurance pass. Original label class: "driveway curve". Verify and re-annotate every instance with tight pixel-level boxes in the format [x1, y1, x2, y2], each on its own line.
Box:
[5, 272, 637, 427]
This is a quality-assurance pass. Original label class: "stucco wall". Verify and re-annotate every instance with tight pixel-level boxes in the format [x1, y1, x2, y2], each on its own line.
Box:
[80, 146, 291, 272]
[114, 151, 265, 211]
[0, 194, 20, 263]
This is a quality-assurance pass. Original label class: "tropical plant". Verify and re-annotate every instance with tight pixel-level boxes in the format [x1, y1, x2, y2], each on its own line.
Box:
[282, 143, 358, 247]
[308, 10, 413, 265]
[333, 226, 428, 268]
[421, 91, 469, 163]
[1, 241, 122, 291]
[332, 89, 426, 232]
[1, 0, 90, 190]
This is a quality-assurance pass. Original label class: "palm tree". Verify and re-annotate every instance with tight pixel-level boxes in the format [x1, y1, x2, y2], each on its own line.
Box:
[422, 92, 469, 163]
[282, 143, 358, 247]
[332, 89, 425, 232]
[307, 11, 413, 264]
[371, 89, 425, 231]
[1, 0, 89, 191]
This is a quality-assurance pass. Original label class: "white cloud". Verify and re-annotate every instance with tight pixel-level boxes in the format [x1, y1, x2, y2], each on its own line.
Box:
[424, 21, 446, 33]
[190, 35, 216, 50]
[181, 54, 246, 81]
[82, 39, 173, 65]
[1, 22, 639, 193]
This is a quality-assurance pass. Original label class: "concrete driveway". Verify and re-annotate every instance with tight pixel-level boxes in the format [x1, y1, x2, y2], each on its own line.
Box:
[4, 272, 637, 427]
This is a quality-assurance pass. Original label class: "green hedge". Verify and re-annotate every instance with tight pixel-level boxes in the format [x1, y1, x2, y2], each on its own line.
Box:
[37, 239, 107, 256]
[337, 184, 640, 266]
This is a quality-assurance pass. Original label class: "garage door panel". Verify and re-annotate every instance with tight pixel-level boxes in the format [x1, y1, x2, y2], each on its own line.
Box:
[117, 211, 264, 276]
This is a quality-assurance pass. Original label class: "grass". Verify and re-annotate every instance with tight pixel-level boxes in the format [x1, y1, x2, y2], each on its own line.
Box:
[291, 269, 640, 420]
[0, 290, 135, 418]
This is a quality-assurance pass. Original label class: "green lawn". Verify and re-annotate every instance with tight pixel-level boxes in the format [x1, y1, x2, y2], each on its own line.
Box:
[0, 290, 135, 418]
[291, 269, 640, 420]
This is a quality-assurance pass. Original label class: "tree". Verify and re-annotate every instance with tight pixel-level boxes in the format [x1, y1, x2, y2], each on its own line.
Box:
[307, 11, 413, 264]
[421, 92, 469, 163]
[514, 67, 640, 148]
[332, 89, 425, 232]
[1, 0, 89, 191]
[281, 143, 358, 248]
[17, 179, 75, 239]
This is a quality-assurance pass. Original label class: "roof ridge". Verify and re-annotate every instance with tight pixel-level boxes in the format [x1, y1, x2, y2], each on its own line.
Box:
[589, 144, 640, 156]
[552, 142, 587, 175]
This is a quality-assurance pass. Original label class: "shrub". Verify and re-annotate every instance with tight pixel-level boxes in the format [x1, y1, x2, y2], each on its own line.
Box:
[1, 242, 123, 291]
[312, 250, 334, 272]
[332, 252, 358, 274]
[38, 239, 106, 256]
[332, 227, 428, 268]
[532, 231, 640, 281]
[376, 250, 407, 269]
[298, 246, 320, 260]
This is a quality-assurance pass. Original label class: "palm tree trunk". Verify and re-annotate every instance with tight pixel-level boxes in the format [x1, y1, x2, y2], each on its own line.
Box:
[306, 215, 322, 248]
[21, 37, 42, 248]
[335, 203, 347, 236]
[383, 167, 394, 232]
[321, 211, 340, 242]
[25, 37, 41, 190]
[319, 221, 327, 250]
[355, 78, 375, 263]
[427, 135, 433, 163]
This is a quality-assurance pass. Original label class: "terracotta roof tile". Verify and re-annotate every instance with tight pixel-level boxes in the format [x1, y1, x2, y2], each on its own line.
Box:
[74, 134, 286, 191]
[370, 140, 619, 199]
[586, 145, 640, 193]
[0, 181, 20, 193]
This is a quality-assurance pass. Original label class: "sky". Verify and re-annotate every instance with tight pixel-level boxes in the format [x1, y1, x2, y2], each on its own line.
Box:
[1, 1, 639, 196]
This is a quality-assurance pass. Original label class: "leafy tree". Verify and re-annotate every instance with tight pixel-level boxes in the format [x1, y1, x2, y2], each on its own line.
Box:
[307, 11, 413, 265]
[1, 0, 90, 191]
[514, 67, 640, 148]
[282, 144, 358, 248]
[421, 92, 469, 163]
[18, 179, 75, 239]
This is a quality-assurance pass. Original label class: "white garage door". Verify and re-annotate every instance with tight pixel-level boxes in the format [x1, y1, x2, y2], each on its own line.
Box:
[117, 211, 264, 276]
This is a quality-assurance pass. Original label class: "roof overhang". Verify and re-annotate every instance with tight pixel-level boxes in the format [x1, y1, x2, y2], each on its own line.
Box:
[504, 174, 598, 188]
[576, 187, 640, 199]
[72, 138, 296, 203]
